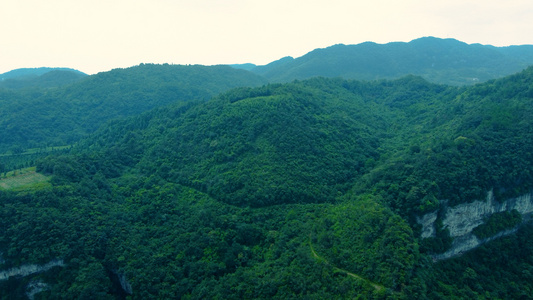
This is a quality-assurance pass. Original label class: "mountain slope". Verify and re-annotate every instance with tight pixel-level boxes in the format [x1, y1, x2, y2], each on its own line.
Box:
[2, 68, 533, 298]
[76, 76, 456, 207]
[1, 70, 88, 89]
[0, 64, 267, 153]
[137, 80, 384, 206]
[251, 37, 533, 85]
[0, 67, 86, 80]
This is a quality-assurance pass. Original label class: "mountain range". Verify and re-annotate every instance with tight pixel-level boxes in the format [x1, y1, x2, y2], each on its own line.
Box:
[0, 68, 88, 89]
[1, 37, 533, 298]
[0, 64, 267, 154]
[238, 36, 533, 85]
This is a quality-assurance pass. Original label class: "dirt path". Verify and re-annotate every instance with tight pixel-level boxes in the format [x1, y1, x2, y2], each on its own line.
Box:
[309, 235, 384, 292]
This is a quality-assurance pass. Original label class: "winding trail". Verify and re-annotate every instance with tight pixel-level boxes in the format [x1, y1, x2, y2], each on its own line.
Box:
[308, 235, 384, 292]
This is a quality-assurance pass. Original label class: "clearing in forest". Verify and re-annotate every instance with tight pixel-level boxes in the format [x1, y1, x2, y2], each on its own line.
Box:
[0, 167, 51, 191]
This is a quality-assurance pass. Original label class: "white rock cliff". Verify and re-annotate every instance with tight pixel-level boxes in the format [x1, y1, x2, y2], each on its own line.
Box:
[418, 190, 533, 260]
[0, 259, 65, 281]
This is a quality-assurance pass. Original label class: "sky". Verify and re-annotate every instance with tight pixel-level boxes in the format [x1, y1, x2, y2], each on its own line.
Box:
[1, 0, 533, 75]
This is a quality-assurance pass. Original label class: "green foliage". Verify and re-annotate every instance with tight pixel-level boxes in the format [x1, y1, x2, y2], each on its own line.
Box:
[0, 64, 267, 153]
[0, 67, 86, 81]
[136, 78, 386, 206]
[252, 37, 533, 85]
[430, 224, 533, 299]
[313, 195, 419, 291]
[0, 171, 401, 298]
[0, 70, 87, 89]
[2, 65, 533, 298]
[354, 67, 533, 220]
[472, 210, 522, 239]
[419, 218, 453, 254]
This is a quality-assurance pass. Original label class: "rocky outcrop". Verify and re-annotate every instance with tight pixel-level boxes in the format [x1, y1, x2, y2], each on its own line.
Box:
[0, 259, 65, 281]
[418, 190, 533, 260]
[113, 270, 133, 295]
[432, 227, 519, 260]
[417, 211, 438, 238]
[26, 280, 50, 300]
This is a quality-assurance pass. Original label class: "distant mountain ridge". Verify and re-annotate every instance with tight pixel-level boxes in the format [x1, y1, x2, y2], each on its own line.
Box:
[0, 67, 88, 89]
[242, 37, 533, 85]
[0, 67, 86, 80]
[0, 63, 268, 152]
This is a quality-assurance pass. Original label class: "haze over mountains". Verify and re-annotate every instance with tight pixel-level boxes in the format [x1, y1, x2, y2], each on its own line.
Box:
[239, 37, 533, 85]
[4, 36, 533, 88]
[0, 68, 88, 89]
[1, 37, 533, 298]
[1, 36, 532, 155]
[0, 68, 86, 80]
[0, 64, 267, 154]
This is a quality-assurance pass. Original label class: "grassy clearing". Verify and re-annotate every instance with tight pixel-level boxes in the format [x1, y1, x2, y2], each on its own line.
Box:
[0, 167, 51, 191]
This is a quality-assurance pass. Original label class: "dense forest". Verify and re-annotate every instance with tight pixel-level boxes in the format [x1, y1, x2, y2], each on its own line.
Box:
[246, 37, 533, 85]
[0, 68, 86, 80]
[1, 59, 533, 298]
[0, 64, 267, 155]
[0, 69, 88, 90]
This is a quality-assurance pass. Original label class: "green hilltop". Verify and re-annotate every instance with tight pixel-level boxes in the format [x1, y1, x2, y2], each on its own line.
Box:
[0, 68, 88, 89]
[0, 64, 267, 155]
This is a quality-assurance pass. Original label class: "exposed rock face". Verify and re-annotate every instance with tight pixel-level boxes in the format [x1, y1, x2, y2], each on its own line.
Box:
[417, 211, 438, 238]
[118, 271, 133, 295]
[418, 191, 533, 260]
[26, 280, 49, 300]
[432, 228, 519, 260]
[0, 259, 65, 281]
[111, 269, 133, 295]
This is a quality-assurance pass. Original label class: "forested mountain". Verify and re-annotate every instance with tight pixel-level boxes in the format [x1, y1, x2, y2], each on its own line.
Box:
[0, 70, 87, 90]
[0, 68, 88, 89]
[0, 68, 86, 80]
[0, 64, 267, 154]
[2, 65, 533, 298]
[229, 63, 257, 71]
[249, 37, 533, 85]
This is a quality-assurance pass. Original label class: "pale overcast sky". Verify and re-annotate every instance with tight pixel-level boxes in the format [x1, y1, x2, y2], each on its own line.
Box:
[1, 0, 533, 74]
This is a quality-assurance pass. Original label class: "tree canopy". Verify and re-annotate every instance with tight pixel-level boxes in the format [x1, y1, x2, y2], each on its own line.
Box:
[2, 66, 533, 298]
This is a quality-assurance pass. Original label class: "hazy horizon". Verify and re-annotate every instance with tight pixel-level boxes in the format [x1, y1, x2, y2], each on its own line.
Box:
[2, 0, 533, 75]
